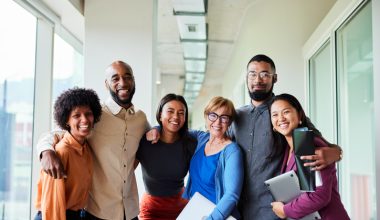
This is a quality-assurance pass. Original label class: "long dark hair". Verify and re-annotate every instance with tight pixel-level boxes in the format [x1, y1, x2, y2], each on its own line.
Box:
[269, 93, 322, 158]
[156, 93, 196, 161]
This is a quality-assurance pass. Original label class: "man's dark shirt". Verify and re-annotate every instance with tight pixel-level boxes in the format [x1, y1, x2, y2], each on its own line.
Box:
[229, 97, 281, 220]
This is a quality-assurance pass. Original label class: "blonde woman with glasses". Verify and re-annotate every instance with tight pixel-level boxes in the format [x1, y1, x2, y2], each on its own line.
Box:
[183, 96, 243, 220]
[148, 96, 243, 220]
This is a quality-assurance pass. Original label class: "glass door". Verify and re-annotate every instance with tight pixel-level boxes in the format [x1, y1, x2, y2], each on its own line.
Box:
[309, 40, 335, 142]
[336, 1, 375, 219]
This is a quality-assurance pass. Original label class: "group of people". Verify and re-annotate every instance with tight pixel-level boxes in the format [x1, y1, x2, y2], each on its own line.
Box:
[35, 55, 350, 220]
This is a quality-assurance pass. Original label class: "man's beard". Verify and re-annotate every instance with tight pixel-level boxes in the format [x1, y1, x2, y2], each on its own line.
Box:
[248, 84, 273, 101]
[109, 87, 135, 106]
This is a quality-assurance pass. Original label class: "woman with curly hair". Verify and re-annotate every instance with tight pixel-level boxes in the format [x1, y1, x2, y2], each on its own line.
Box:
[34, 87, 102, 220]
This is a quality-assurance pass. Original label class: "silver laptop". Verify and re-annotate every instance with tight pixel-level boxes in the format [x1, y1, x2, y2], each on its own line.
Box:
[265, 170, 321, 220]
[177, 192, 236, 220]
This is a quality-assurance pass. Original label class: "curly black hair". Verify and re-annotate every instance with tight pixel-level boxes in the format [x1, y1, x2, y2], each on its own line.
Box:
[54, 87, 102, 131]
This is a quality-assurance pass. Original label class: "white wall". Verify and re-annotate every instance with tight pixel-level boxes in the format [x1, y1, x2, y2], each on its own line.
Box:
[303, 0, 365, 58]
[191, 0, 336, 129]
[83, 0, 156, 200]
[84, 0, 156, 121]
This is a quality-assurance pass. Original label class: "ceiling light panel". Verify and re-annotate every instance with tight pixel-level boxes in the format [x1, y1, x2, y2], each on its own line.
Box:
[182, 42, 207, 58]
[185, 83, 202, 91]
[172, 0, 205, 13]
[185, 60, 206, 72]
[172, 0, 208, 105]
[186, 72, 205, 83]
[176, 16, 206, 39]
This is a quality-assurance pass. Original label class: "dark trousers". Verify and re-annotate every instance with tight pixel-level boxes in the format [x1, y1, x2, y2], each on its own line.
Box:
[34, 210, 87, 220]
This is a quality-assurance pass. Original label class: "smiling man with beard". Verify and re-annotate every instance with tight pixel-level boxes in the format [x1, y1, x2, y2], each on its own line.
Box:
[37, 61, 150, 220]
[105, 61, 136, 108]
[228, 54, 342, 220]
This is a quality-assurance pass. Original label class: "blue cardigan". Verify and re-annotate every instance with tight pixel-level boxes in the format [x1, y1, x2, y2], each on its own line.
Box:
[183, 130, 244, 220]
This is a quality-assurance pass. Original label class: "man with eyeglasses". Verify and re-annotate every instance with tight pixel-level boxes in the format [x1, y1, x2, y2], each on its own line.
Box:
[228, 54, 342, 219]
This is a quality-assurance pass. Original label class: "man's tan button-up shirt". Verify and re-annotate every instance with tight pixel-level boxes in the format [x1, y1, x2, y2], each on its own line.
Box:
[37, 98, 149, 220]
[87, 98, 149, 219]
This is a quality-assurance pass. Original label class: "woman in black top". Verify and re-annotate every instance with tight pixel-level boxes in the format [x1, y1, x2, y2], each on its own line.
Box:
[135, 93, 196, 220]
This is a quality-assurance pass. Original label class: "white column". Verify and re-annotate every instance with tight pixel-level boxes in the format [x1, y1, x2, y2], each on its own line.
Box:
[84, 0, 156, 121]
[83, 0, 157, 200]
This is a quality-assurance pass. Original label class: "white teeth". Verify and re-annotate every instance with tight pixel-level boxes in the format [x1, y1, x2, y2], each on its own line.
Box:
[79, 125, 89, 128]
[279, 123, 288, 129]
[169, 121, 179, 125]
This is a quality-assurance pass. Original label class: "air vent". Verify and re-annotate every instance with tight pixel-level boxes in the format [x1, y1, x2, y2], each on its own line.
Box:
[187, 24, 197, 32]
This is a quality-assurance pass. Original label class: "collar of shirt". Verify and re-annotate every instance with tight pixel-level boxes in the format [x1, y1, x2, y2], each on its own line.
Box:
[249, 94, 274, 113]
[105, 97, 136, 117]
[62, 132, 86, 156]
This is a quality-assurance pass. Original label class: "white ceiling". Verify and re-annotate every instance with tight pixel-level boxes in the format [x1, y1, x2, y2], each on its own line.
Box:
[41, 0, 248, 108]
[40, 0, 336, 111]
[156, 0, 254, 107]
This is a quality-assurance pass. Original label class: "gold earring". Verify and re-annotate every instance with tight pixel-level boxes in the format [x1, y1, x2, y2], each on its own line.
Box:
[299, 121, 302, 125]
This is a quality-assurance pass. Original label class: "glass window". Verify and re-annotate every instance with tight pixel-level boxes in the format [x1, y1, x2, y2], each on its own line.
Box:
[52, 34, 84, 101]
[309, 40, 335, 142]
[336, 2, 374, 219]
[52, 34, 84, 127]
[0, 1, 37, 219]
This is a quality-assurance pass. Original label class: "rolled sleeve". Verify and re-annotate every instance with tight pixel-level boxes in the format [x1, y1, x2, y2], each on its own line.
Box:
[37, 130, 65, 157]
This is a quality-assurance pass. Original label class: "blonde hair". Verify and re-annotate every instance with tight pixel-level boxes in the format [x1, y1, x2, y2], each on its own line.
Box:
[203, 96, 236, 123]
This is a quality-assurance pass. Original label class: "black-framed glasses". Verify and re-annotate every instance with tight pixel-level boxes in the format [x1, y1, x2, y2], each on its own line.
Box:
[208, 112, 231, 124]
[247, 71, 274, 80]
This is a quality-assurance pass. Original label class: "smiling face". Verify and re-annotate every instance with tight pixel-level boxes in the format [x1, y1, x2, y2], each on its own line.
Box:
[270, 99, 300, 138]
[206, 106, 230, 138]
[105, 62, 135, 108]
[246, 61, 277, 103]
[67, 106, 94, 144]
[160, 100, 186, 135]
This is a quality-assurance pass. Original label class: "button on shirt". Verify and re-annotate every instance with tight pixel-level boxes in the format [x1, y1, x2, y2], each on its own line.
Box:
[37, 97, 150, 220]
[229, 97, 282, 220]
[87, 98, 149, 219]
[35, 132, 93, 220]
